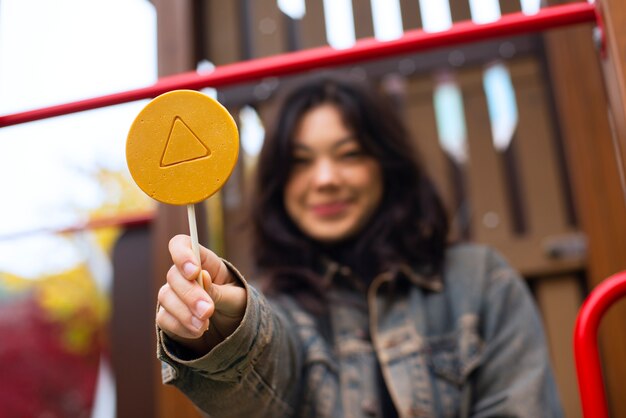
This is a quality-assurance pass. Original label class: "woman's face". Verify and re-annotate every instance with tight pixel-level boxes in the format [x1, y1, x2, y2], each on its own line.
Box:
[284, 104, 384, 243]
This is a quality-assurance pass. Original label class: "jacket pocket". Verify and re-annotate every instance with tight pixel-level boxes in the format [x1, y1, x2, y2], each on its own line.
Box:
[421, 321, 483, 418]
[426, 325, 483, 386]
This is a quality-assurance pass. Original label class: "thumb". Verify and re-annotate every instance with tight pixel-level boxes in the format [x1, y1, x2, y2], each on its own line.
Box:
[200, 270, 245, 319]
[201, 270, 224, 308]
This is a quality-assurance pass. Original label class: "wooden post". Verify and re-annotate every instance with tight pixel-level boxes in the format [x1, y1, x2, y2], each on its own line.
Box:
[598, 0, 626, 174]
[111, 227, 156, 418]
[591, 1, 626, 415]
[543, 19, 626, 417]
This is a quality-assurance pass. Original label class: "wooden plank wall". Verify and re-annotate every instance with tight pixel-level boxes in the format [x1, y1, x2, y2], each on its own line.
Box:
[599, 0, 626, 171]
[596, 1, 626, 414]
[543, 1, 626, 415]
[111, 227, 156, 418]
[401, 56, 584, 416]
[137, 1, 626, 417]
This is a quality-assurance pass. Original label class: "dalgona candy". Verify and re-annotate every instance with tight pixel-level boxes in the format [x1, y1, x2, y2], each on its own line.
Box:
[126, 90, 239, 205]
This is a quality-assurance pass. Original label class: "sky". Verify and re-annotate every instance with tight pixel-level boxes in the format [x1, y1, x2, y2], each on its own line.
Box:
[0, 0, 157, 277]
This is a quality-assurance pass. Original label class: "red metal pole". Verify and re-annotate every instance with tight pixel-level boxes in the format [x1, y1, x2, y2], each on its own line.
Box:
[0, 211, 154, 241]
[574, 271, 626, 418]
[0, 2, 596, 128]
[58, 211, 154, 233]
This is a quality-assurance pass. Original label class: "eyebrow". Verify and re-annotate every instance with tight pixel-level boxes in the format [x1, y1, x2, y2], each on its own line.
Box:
[292, 136, 358, 152]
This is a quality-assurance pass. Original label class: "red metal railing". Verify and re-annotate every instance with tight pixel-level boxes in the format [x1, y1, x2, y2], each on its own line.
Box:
[0, 2, 598, 239]
[0, 211, 155, 241]
[574, 271, 626, 418]
[0, 2, 596, 128]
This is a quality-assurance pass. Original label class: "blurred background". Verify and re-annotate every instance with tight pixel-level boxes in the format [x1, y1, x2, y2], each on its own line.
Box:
[1, 0, 625, 417]
[0, 1, 156, 417]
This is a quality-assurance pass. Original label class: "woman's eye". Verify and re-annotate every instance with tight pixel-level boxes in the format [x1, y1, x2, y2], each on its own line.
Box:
[292, 155, 311, 165]
[340, 150, 365, 160]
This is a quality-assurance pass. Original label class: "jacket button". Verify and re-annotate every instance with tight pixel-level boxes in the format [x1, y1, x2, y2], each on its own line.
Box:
[361, 399, 378, 416]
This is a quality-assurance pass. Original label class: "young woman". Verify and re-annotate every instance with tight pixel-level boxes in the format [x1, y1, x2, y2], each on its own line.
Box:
[155, 75, 563, 417]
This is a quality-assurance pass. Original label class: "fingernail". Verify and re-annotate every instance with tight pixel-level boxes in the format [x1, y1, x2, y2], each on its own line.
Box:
[191, 316, 203, 330]
[183, 262, 197, 277]
[196, 300, 211, 317]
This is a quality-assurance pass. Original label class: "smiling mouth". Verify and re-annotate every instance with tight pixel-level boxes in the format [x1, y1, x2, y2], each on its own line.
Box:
[310, 201, 351, 217]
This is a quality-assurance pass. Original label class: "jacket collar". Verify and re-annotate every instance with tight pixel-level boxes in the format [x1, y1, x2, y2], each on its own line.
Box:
[394, 263, 443, 292]
[321, 259, 443, 293]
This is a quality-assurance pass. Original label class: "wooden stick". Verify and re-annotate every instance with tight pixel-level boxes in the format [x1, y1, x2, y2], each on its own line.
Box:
[187, 204, 203, 289]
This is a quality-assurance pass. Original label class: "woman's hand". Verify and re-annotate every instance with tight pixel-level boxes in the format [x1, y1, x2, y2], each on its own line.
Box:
[156, 234, 247, 356]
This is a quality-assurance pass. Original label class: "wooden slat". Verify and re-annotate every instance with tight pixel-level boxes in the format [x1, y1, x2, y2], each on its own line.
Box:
[599, 0, 626, 174]
[249, 0, 288, 58]
[448, 0, 472, 23]
[404, 75, 455, 214]
[570, 4, 626, 413]
[534, 276, 583, 418]
[352, 0, 374, 40]
[543, 24, 626, 417]
[300, 0, 328, 49]
[203, 0, 242, 65]
[509, 58, 569, 235]
[112, 228, 156, 418]
[400, 0, 422, 31]
[499, 0, 521, 15]
[460, 67, 515, 243]
[153, 0, 196, 74]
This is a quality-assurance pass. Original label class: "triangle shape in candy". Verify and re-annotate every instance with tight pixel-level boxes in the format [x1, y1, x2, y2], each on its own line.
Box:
[161, 117, 210, 167]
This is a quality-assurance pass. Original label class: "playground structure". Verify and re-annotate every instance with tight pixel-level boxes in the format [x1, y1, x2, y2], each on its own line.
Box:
[2, 1, 626, 417]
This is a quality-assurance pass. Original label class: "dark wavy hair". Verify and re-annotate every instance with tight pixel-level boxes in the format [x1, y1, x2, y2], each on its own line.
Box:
[251, 74, 448, 309]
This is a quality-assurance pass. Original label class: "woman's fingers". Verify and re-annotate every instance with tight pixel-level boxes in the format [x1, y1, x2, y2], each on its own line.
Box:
[162, 235, 247, 345]
[164, 265, 214, 321]
[169, 234, 234, 285]
[169, 234, 201, 280]
[156, 304, 207, 340]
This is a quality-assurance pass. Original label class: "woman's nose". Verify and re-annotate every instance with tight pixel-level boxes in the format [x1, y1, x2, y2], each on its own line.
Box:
[311, 159, 340, 187]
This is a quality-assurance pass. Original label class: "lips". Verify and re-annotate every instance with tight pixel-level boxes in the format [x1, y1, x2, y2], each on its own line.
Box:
[310, 201, 351, 217]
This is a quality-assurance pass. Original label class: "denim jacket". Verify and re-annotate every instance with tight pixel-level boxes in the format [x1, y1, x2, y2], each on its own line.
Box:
[157, 244, 563, 417]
